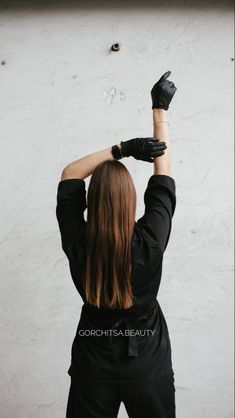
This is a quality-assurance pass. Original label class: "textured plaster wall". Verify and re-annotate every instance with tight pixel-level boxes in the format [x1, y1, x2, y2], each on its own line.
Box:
[0, 1, 234, 417]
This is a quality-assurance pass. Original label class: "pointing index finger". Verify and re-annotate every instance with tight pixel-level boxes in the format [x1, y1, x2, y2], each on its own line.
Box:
[158, 70, 171, 84]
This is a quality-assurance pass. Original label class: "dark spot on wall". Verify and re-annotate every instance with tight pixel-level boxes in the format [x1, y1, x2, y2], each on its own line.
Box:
[111, 43, 120, 51]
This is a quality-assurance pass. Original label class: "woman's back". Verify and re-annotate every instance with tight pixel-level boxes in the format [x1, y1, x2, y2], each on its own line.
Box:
[56, 173, 176, 382]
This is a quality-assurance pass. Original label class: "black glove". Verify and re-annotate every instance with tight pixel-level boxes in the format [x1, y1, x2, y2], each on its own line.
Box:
[151, 70, 177, 110]
[120, 137, 167, 163]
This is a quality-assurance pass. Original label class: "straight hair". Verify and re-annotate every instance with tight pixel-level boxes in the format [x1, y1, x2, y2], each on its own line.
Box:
[82, 159, 137, 309]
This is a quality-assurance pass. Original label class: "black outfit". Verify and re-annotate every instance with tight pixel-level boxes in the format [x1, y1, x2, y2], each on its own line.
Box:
[56, 174, 177, 418]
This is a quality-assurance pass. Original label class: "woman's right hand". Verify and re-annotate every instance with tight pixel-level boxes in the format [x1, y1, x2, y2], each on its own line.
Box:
[120, 137, 167, 163]
[151, 71, 177, 110]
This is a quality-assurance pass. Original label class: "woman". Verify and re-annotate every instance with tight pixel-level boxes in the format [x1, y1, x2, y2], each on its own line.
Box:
[56, 71, 177, 418]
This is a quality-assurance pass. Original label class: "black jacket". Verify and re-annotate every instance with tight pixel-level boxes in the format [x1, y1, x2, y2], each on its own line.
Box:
[56, 174, 176, 381]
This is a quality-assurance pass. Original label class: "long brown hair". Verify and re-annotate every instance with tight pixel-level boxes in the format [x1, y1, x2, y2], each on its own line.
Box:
[82, 159, 137, 309]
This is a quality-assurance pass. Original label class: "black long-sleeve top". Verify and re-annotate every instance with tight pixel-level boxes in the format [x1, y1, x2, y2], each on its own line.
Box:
[56, 174, 176, 382]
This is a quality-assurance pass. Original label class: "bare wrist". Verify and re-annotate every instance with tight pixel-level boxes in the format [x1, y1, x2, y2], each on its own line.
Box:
[153, 108, 168, 121]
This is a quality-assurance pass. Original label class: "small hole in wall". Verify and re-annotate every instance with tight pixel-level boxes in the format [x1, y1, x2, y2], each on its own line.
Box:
[111, 43, 120, 52]
[1, 60, 6, 65]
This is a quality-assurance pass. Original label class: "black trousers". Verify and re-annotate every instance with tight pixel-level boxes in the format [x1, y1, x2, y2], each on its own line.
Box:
[66, 373, 176, 418]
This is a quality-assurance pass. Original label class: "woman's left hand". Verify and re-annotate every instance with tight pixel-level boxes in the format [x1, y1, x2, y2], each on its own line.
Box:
[120, 137, 167, 163]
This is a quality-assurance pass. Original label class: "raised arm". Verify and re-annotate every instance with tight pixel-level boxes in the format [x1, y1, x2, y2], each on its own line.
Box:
[152, 109, 171, 176]
[60, 72, 177, 181]
[150, 71, 177, 177]
[60, 138, 165, 181]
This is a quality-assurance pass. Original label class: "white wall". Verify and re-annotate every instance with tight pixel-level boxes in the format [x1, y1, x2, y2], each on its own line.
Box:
[0, 1, 234, 417]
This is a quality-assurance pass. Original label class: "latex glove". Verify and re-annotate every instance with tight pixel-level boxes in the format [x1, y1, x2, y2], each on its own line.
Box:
[120, 137, 167, 163]
[151, 70, 177, 110]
